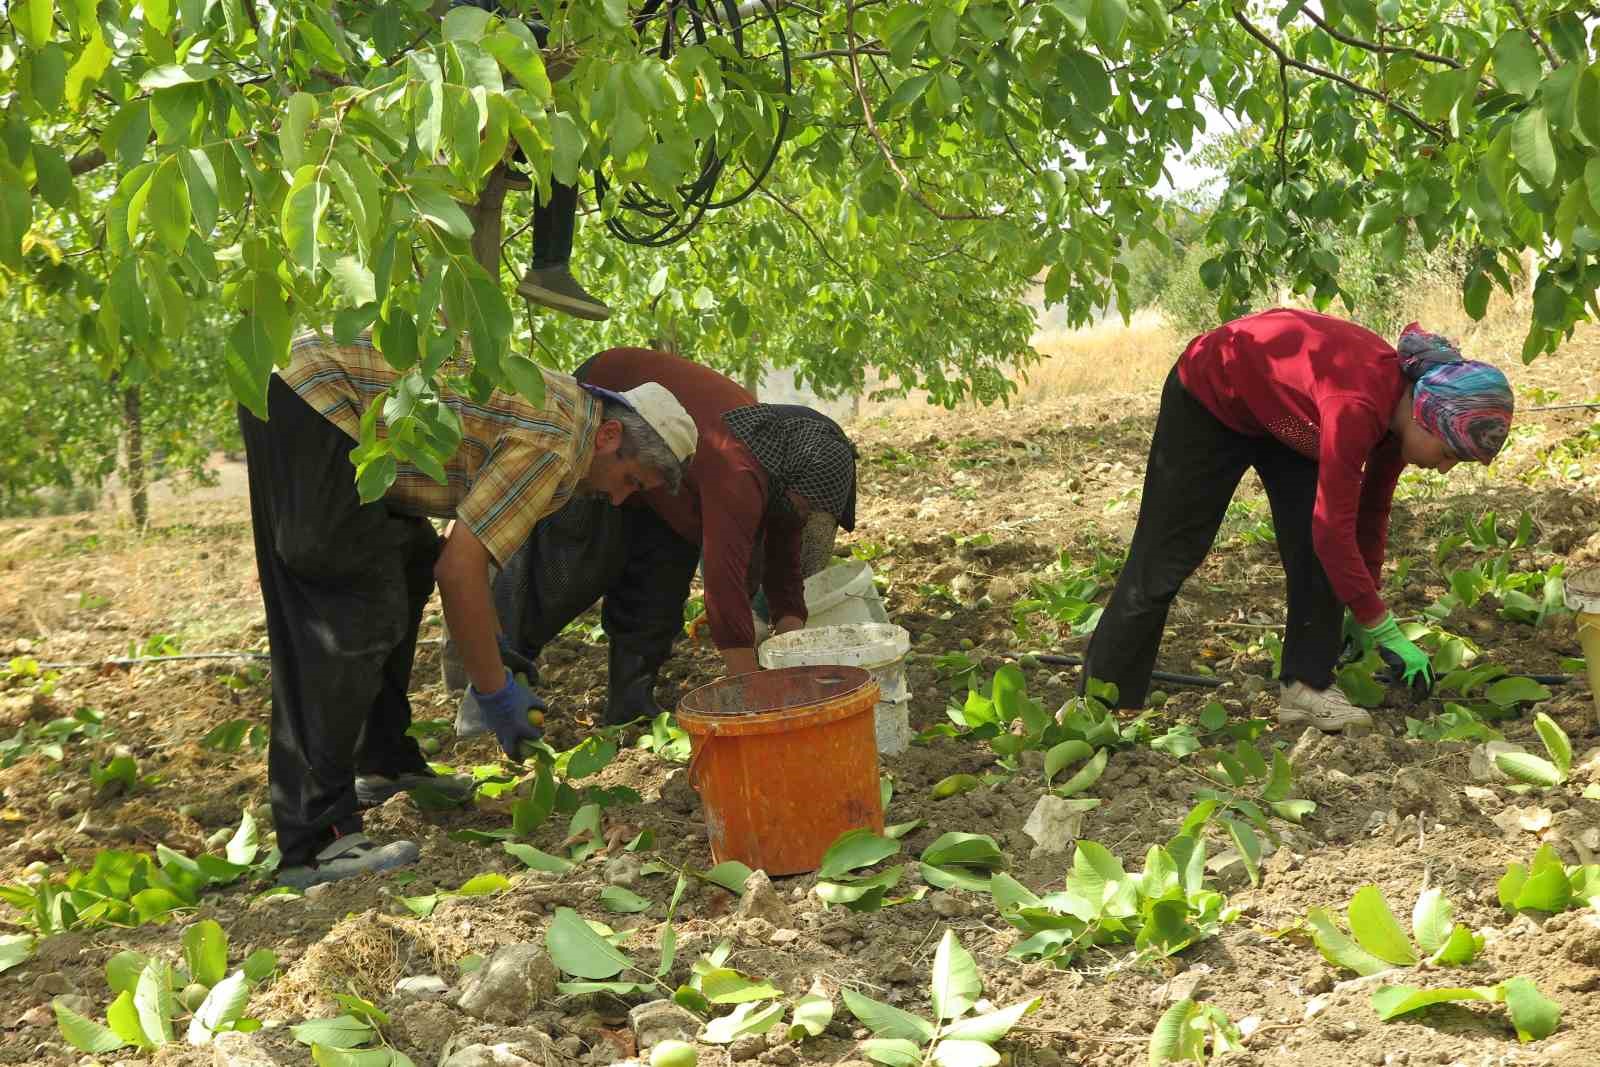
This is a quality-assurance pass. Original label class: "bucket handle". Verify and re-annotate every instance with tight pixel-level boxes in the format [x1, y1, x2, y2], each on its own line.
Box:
[687, 728, 717, 793]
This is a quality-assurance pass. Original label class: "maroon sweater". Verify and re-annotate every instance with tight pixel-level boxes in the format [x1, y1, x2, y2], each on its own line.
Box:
[583, 348, 805, 649]
[1177, 309, 1408, 622]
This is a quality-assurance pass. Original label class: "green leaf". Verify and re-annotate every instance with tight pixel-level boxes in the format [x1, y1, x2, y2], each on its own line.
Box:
[1055, 747, 1107, 797]
[226, 809, 259, 866]
[545, 907, 634, 980]
[698, 861, 754, 895]
[599, 887, 651, 914]
[1087, 0, 1128, 49]
[944, 997, 1038, 1042]
[53, 997, 128, 1054]
[842, 987, 936, 1042]
[290, 1015, 374, 1049]
[455, 872, 509, 897]
[0, 934, 34, 975]
[182, 919, 228, 987]
[1485, 677, 1553, 708]
[816, 866, 905, 911]
[921, 833, 1006, 870]
[1429, 924, 1482, 966]
[1348, 886, 1419, 966]
[1498, 976, 1561, 1041]
[281, 165, 331, 274]
[1533, 712, 1572, 776]
[1512, 108, 1557, 188]
[1222, 818, 1262, 887]
[1372, 984, 1490, 1021]
[818, 829, 901, 879]
[107, 951, 153, 995]
[1495, 751, 1564, 787]
[700, 968, 781, 1005]
[788, 984, 834, 1040]
[1514, 865, 1573, 913]
[138, 63, 219, 90]
[13, 0, 54, 49]
[930, 929, 982, 1021]
[1306, 906, 1391, 976]
[861, 1038, 922, 1067]
[1410, 888, 1452, 956]
[1147, 999, 1204, 1066]
[410, 186, 474, 240]
[503, 842, 573, 873]
[1493, 30, 1544, 98]
[280, 92, 318, 172]
[1499, 863, 1529, 910]
[106, 990, 148, 1048]
[702, 1000, 784, 1044]
[932, 1040, 1000, 1067]
[187, 970, 249, 1044]
[242, 949, 278, 984]
[134, 960, 175, 1048]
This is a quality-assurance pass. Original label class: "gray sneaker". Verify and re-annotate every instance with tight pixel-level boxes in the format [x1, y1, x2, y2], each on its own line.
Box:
[277, 833, 419, 890]
[355, 770, 476, 809]
[518, 264, 612, 321]
[1278, 681, 1373, 732]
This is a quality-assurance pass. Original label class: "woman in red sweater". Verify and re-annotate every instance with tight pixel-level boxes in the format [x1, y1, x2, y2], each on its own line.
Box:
[1082, 308, 1514, 731]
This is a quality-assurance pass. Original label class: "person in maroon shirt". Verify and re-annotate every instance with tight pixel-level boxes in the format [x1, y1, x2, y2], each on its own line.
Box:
[1081, 308, 1514, 732]
[475, 347, 859, 725]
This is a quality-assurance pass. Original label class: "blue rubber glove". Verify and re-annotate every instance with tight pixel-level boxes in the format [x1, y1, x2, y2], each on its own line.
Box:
[1363, 613, 1434, 697]
[471, 669, 544, 760]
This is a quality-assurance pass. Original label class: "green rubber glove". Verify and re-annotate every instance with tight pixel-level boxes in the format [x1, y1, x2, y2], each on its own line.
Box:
[1364, 613, 1434, 696]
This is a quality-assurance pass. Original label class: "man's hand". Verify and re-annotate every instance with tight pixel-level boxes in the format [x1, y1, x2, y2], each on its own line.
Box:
[773, 615, 805, 635]
[472, 669, 545, 760]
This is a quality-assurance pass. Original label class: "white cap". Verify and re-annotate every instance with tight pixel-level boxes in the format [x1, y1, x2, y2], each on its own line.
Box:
[614, 381, 697, 462]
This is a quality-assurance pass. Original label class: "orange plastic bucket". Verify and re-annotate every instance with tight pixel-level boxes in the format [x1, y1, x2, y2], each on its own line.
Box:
[677, 665, 883, 875]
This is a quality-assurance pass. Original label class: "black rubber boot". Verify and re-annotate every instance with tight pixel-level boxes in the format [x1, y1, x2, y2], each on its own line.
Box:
[605, 645, 667, 726]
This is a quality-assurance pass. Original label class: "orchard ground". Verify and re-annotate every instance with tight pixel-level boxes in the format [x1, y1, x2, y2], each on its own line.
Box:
[3, 301, 1600, 1067]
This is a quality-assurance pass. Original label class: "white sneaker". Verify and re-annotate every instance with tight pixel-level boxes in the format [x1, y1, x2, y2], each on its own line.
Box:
[1277, 681, 1373, 732]
[277, 833, 419, 890]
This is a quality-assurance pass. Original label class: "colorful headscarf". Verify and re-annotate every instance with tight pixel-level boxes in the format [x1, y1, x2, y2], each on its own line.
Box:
[1396, 323, 1514, 464]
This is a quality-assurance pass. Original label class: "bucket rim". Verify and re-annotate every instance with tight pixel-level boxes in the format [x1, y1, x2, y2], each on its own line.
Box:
[1567, 564, 1600, 612]
[757, 622, 911, 670]
[678, 665, 879, 737]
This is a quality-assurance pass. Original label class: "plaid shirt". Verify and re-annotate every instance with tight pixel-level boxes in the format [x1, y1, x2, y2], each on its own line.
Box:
[278, 332, 601, 567]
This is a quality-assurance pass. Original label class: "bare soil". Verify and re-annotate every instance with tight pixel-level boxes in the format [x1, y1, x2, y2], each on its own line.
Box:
[2, 337, 1599, 1067]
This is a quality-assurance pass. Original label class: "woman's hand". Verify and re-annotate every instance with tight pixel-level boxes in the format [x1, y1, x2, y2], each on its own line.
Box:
[1363, 613, 1434, 696]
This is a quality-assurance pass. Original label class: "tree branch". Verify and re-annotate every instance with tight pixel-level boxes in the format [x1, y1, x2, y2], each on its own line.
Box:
[1302, 5, 1462, 68]
[758, 188, 845, 271]
[1230, 8, 1444, 140]
[68, 148, 106, 176]
[842, 1, 995, 222]
[1276, 54, 1290, 185]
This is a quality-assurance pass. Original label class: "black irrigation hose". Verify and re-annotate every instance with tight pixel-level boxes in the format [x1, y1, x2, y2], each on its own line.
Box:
[1028, 652, 1223, 690]
[1027, 653, 1573, 690]
[598, 0, 792, 246]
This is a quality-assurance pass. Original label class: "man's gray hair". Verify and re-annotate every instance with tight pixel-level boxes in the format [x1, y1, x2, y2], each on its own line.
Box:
[601, 398, 688, 493]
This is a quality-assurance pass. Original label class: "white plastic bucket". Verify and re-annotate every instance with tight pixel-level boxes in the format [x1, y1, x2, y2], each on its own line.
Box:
[804, 561, 889, 628]
[759, 623, 913, 754]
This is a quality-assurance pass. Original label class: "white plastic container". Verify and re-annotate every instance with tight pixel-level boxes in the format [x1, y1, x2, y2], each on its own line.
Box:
[759, 623, 913, 755]
[803, 561, 890, 628]
[1564, 564, 1600, 725]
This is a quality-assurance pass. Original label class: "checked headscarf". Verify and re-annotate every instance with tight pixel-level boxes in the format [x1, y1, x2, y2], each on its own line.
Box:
[1396, 323, 1514, 464]
[722, 404, 859, 531]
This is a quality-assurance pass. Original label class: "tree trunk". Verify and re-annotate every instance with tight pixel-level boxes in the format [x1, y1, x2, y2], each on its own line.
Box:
[122, 384, 147, 529]
[741, 362, 761, 398]
[469, 165, 510, 277]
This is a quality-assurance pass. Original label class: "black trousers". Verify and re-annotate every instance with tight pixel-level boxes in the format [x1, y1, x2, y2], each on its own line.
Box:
[238, 378, 441, 865]
[1081, 366, 1343, 708]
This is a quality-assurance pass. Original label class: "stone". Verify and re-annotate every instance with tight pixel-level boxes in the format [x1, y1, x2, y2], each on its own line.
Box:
[1562, 913, 1600, 966]
[304, 881, 335, 900]
[768, 928, 801, 945]
[658, 771, 699, 815]
[605, 853, 644, 888]
[211, 1030, 278, 1067]
[29, 972, 76, 997]
[927, 891, 971, 919]
[736, 871, 793, 927]
[401, 1002, 461, 1060]
[1469, 741, 1529, 782]
[18, 1004, 52, 1027]
[440, 1042, 541, 1067]
[1391, 767, 1463, 822]
[629, 999, 700, 1048]
[395, 975, 450, 1001]
[1301, 965, 1335, 995]
[1022, 795, 1086, 857]
[454, 944, 559, 1024]
[730, 1035, 765, 1062]
[1490, 804, 1553, 836]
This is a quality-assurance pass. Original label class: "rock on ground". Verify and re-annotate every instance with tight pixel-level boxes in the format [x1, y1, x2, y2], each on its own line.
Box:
[629, 999, 701, 1047]
[736, 870, 794, 927]
[1023, 794, 1087, 856]
[454, 943, 559, 1024]
[211, 1030, 278, 1067]
[1390, 766, 1463, 822]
